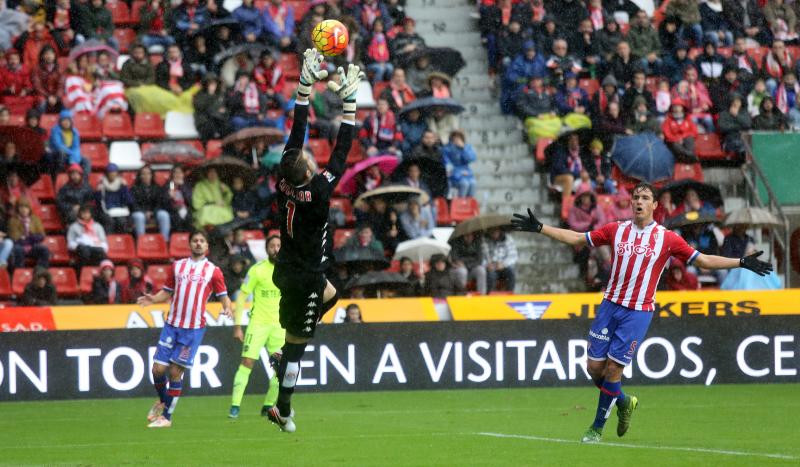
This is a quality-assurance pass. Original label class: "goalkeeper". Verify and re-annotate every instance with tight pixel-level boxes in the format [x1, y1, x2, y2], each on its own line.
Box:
[229, 235, 284, 419]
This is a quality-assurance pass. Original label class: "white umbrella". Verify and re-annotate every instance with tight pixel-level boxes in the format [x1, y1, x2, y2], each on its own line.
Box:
[724, 207, 782, 227]
[393, 238, 451, 277]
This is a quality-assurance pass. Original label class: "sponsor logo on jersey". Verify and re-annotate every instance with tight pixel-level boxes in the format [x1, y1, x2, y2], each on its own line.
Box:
[616, 241, 656, 258]
[506, 301, 551, 319]
[322, 170, 336, 182]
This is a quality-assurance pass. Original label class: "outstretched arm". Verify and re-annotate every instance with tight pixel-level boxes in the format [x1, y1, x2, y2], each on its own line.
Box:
[694, 251, 773, 276]
[284, 49, 329, 154]
[511, 208, 587, 247]
[325, 64, 365, 181]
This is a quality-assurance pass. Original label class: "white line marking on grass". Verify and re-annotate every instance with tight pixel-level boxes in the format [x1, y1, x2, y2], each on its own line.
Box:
[476, 432, 798, 461]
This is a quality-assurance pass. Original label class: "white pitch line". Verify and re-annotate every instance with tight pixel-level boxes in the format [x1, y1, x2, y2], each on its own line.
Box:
[476, 432, 798, 461]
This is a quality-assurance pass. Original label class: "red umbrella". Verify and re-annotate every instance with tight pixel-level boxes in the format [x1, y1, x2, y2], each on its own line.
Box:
[0, 126, 45, 162]
[338, 156, 400, 196]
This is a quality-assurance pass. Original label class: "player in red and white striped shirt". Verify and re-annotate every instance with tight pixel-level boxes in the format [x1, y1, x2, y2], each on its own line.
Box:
[137, 230, 232, 428]
[512, 182, 772, 444]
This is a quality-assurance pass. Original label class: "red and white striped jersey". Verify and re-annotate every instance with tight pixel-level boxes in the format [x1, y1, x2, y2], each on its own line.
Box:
[161, 257, 227, 329]
[586, 221, 699, 311]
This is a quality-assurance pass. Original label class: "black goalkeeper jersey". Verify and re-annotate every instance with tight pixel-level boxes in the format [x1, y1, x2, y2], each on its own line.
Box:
[275, 101, 354, 272]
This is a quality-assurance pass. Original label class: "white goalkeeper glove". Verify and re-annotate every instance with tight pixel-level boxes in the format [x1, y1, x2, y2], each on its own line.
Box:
[327, 64, 365, 114]
[298, 48, 329, 97]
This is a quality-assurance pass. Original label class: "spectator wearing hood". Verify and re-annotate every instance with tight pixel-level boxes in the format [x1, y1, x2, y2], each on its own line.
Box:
[718, 94, 751, 158]
[67, 205, 108, 267]
[21, 267, 57, 306]
[483, 227, 517, 293]
[263, 0, 296, 51]
[441, 130, 476, 198]
[49, 110, 90, 178]
[89, 259, 122, 304]
[663, 41, 694, 85]
[399, 108, 428, 154]
[497, 20, 529, 68]
[449, 232, 487, 295]
[120, 258, 153, 303]
[517, 75, 554, 119]
[662, 99, 699, 162]
[554, 72, 589, 116]
[671, 66, 714, 133]
[95, 163, 134, 234]
[424, 254, 461, 298]
[502, 40, 546, 114]
[752, 96, 787, 130]
[193, 73, 232, 142]
[590, 74, 620, 119]
[747, 78, 769, 116]
[710, 66, 743, 114]
[171, 0, 210, 45]
[658, 16, 682, 55]
[628, 10, 662, 76]
[601, 188, 634, 223]
[56, 164, 94, 224]
[131, 165, 171, 240]
[665, 260, 699, 290]
[695, 41, 727, 81]
[700, 0, 734, 47]
[568, 189, 601, 233]
[626, 95, 661, 135]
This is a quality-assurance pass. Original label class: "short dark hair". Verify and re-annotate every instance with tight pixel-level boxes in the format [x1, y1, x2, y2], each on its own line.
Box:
[189, 230, 209, 242]
[280, 148, 308, 186]
[266, 234, 281, 245]
[632, 182, 656, 198]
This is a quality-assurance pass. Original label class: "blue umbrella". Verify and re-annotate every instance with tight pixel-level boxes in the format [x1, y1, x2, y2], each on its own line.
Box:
[610, 132, 675, 183]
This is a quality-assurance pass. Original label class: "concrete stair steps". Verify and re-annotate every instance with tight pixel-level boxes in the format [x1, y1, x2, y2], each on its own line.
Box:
[405, 0, 476, 11]
[473, 158, 535, 175]
[472, 147, 530, 160]
[516, 279, 587, 294]
[413, 16, 477, 31]
[422, 33, 483, 48]
[480, 188, 541, 204]
[474, 174, 534, 188]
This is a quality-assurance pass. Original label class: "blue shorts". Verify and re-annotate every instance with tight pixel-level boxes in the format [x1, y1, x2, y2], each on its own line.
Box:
[153, 324, 206, 369]
[587, 299, 653, 366]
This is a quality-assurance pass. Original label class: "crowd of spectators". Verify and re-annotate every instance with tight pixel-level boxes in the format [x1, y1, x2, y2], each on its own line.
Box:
[0, 0, 501, 305]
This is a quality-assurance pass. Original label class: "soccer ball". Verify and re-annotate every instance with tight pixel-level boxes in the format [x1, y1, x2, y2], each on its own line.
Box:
[312, 19, 349, 57]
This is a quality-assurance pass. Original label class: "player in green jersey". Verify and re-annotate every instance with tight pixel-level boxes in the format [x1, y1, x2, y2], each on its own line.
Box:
[229, 235, 285, 419]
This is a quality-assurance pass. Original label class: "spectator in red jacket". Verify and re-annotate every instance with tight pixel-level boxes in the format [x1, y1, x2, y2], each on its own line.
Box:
[120, 258, 153, 303]
[23, 22, 58, 71]
[665, 259, 699, 290]
[1, 49, 32, 97]
[32, 46, 63, 113]
[252, 50, 286, 110]
[661, 98, 699, 162]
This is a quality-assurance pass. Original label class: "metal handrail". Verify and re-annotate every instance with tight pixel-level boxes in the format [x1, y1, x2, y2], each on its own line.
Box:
[740, 133, 792, 287]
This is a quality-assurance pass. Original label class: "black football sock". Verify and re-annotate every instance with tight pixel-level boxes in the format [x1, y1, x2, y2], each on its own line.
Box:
[276, 342, 307, 417]
[319, 291, 340, 319]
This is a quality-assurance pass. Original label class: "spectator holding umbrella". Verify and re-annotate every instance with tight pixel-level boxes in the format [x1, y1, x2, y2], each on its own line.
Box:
[7, 198, 49, 269]
[131, 165, 172, 241]
[21, 267, 57, 306]
[483, 227, 518, 293]
[424, 254, 461, 298]
[399, 198, 434, 240]
[441, 130, 476, 198]
[398, 256, 422, 296]
[88, 259, 122, 304]
[67, 205, 108, 267]
[450, 232, 487, 295]
[428, 102, 462, 148]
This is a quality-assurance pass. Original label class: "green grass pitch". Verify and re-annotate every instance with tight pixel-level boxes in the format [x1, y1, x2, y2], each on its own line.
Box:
[2, 384, 798, 466]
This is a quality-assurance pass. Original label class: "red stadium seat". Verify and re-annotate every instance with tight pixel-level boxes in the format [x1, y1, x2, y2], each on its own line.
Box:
[346, 140, 363, 165]
[308, 138, 332, 165]
[535, 138, 552, 163]
[40, 113, 59, 130]
[130, 0, 145, 23]
[49, 267, 80, 296]
[282, 80, 298, 100]
[89, 172, 104, 188]
[206, 139, 223, 158]
[695, 133, 726, 161]
[688, 47, 702, 60]
[434, 197, 451, 225]
[449, 197, 480, 223]
[107, 0, 131, 25]
[560, 193, 573, 222]
[334, 228, 354, 249]
[146, 264, 171, 291]
[137, 233, 169, 261]
[107, 234, 137, 263]
[8, 114, 25, 126]
[113, 28, 136, 53]
[154, 170, 171, 186]
[73, 113, 102, 141]
[44, 235, 70, 265]
[102, 112, 134, 140]
[673, 162, 705, 182]
[12, 268, 33, 296]
[330, 198, 354, 225]
[279, 53, 300, 80]
[241, 230, 265, 241]
[355, 108, 370, 123]
[387, 260, 401, 273]
[1, 95, 36, 114]
[30, 175, 55, 201]
[746, 47, 767, 70]
[120, 171, 137, 187]
[81, 143, 110, 170]
[372, 81, 390, 101]
[169, 232, 191, 258]
[134, 112, 166, 140]
[287, 0, 309, 21]
[38, 204, 64, 232]
[268, 229, 280, 238]
[79, 266, 99, 294]
[0, 268, 12, 298]
[578, 78, 599, 97]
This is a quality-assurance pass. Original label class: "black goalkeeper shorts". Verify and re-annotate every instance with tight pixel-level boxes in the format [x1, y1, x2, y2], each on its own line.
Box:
[273, 264, 327, 338]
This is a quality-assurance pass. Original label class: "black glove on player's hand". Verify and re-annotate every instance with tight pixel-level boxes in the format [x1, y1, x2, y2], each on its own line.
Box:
[740, 251, 773, 276]
[511, 208, 543, 233]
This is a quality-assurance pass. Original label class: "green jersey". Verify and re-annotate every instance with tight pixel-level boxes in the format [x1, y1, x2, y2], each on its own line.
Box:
[239, 260, 281, 325]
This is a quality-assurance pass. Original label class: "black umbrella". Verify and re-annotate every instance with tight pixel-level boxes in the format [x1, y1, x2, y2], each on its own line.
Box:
[334, 246, 390, 272]
[200, 18, 242, 38]
[660, 179, 723, 208]
[398, 97, 464, 117]
[399, 47, 466, 77]
[0, 161, 41, 186]
[189, 156, 257, 187]
[345, 271, 409, 290]
[213, 43, 270, 65]
[543, 127, 612, 171]
[665, 211, 721, 229]
[390, 156, 448, 199]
